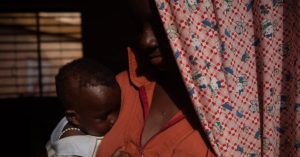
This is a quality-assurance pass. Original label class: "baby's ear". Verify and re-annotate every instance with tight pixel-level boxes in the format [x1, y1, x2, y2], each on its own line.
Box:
[65, 110, 80, 126]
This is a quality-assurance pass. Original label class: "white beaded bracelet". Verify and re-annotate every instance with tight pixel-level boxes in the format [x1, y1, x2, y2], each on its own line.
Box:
[59, 127, 81, 139]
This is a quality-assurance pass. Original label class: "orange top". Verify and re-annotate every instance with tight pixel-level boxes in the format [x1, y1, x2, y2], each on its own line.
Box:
[96, 48, 215, 157]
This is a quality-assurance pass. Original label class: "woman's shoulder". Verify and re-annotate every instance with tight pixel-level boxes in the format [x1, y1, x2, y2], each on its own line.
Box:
[116, 71, 130, 84]
[116, 70, 139, 90]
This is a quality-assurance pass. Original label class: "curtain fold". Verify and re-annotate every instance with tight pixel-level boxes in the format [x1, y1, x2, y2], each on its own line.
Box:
[154, 0, 300, 156]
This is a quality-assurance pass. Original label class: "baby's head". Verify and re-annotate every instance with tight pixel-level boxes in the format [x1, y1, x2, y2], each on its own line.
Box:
[55, 58, 120, 137]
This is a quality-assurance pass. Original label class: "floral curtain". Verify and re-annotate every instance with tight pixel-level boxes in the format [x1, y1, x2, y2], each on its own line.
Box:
[154, 0, 300, 156]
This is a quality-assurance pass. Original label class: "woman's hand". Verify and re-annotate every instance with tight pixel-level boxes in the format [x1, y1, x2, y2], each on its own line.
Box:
[111, 147, 131, 157]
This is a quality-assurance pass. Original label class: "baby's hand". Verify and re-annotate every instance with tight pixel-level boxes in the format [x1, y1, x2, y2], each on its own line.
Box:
[111, 147, 131, 157]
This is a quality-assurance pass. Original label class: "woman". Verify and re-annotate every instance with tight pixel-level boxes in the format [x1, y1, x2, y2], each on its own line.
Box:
[97, 0, 215, 156]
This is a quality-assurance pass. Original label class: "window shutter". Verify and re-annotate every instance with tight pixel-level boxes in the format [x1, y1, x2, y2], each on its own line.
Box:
[0, 12, 83, 98]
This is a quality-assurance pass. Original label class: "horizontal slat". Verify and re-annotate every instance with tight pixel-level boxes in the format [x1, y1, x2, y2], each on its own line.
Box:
[41, 42, 82, 50]
[0, 65, 64, 71]
[0, 13, 35, 17]
[0, 83, 38, 88]
[42, 84, 56, 96]
[0, 68, 38, 77]
[41, 58, 74, 67]
[0, 52, 80, 60]
[0, 52, 37, 60]
[40, 32, 81, 37]
[40, 26, 81, 34]
[41, 82, 55, 86]
[42, 77, 55, 84]
[0, 78, 18, 85]
[0, 34, 37, 42]
[0, 66, 38, 70]
[0, 24, 81, 27]
[0, 92, 39, 97]
[0, 43, 81, 51]
[0, 43, 37, 51]
[0, 27, 37, 34]
[42, 68, 58, 76]
[0, 18, 36, 26]
[0, 85, 39, 94]
[41, 35, 81, 41]
[0, 48, 80, 53]
[42, 91, 56, 97]
[0, 27, 81, 37]
[42, 50, 82, 58]
[0, 50, 37, 53]
[39, 12, 80, 18]
[0, 86, 18, 93]
[0, 35, 81, 43]
[0, 58, 38, 61]
[0, 74, 56, 78]
[0, 60, 38, 68]
[0, 75, 38, 79]
[0, 77, 43, 85]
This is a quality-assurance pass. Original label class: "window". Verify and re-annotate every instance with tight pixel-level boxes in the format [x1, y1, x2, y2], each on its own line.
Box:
[0, 12, 83, 98]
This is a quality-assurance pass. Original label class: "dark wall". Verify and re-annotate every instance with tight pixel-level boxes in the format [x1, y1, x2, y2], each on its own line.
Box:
[81, 1, 131, 74]
[0, 98, 64, 157]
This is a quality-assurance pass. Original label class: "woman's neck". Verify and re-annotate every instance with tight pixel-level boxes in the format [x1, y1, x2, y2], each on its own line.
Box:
[155, 69, 202, 130]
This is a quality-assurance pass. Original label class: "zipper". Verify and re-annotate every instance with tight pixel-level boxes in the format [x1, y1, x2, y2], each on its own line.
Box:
[139, 146, 144, 157]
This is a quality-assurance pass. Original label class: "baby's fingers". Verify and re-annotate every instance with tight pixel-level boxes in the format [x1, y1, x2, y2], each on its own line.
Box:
[111, 147, 131, 157]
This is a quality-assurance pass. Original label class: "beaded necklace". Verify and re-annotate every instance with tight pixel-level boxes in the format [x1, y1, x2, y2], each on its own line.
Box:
[59, 127, 81, 139]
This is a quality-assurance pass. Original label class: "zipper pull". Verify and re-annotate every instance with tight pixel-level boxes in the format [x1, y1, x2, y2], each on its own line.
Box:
[139, 147, 144, 157]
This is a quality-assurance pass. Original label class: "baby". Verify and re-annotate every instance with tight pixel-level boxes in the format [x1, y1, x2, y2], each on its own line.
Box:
[46, 58, 120, 157]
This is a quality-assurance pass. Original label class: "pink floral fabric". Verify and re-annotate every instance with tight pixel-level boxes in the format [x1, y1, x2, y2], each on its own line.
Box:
[154, 0, 300, 156]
